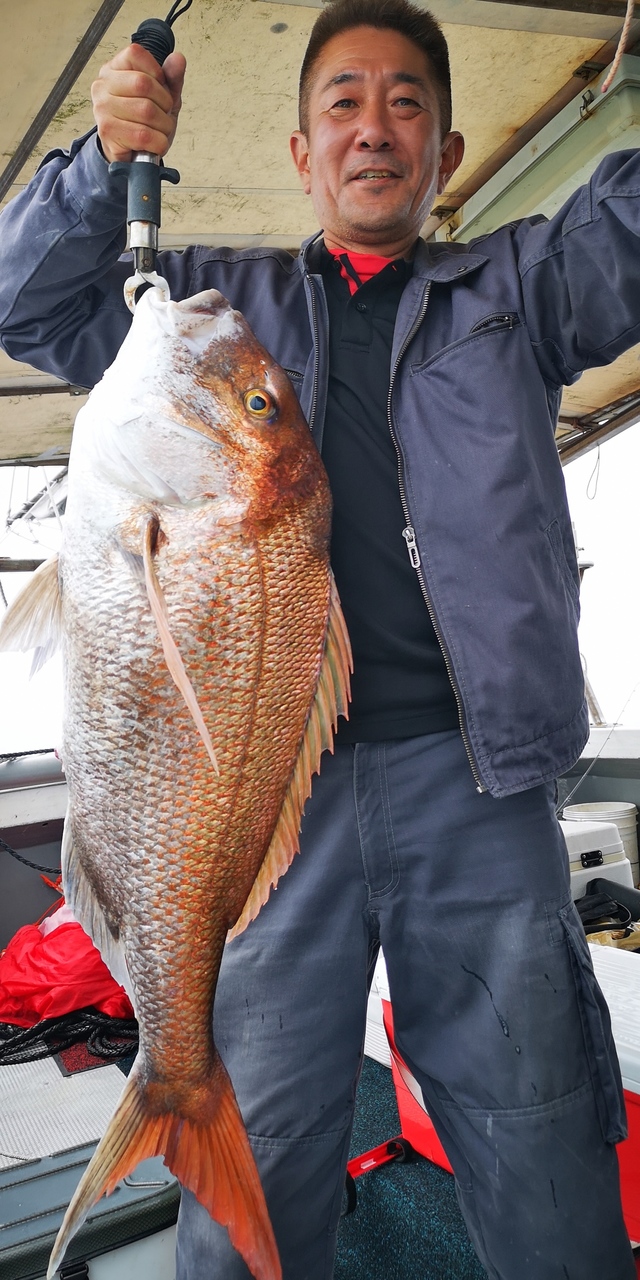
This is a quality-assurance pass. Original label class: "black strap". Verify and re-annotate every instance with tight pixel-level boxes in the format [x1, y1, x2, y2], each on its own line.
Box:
[338, 253, 363, 290]
[575, 891, 632, 932]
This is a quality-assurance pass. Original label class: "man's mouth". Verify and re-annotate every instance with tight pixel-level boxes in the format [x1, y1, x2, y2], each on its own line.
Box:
[352, 169, 400, 181]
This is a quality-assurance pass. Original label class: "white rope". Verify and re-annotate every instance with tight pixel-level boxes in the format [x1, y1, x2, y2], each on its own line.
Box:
[602, 0, 636, 93]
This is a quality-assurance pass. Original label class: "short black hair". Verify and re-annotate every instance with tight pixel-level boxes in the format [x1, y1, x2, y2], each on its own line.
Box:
[298, 0, 452, 138]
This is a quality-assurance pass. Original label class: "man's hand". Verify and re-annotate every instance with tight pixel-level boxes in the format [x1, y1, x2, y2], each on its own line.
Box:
[91, 44, 186, 165]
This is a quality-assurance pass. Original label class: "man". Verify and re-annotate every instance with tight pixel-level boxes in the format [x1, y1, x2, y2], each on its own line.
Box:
[0, 2, 637, 1276]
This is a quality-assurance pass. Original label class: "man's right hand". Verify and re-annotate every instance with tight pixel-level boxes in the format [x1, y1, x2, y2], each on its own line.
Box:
[91, 44, 187, 165]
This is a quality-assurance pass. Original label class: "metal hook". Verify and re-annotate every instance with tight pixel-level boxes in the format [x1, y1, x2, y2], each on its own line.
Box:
[124, 270, 171, 314]
[580, 89, 595, 120]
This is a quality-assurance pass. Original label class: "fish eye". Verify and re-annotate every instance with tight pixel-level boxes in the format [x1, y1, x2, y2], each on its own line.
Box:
[244, 388, 276, 419]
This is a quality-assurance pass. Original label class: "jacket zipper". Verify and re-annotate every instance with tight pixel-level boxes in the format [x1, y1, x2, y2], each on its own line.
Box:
[284, 368, 304, 380]
[388, 282, 487, 794]
[305, 274, 320, 433]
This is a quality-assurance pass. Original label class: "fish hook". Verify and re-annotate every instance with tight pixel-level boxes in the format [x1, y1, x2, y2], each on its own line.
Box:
[124, 270, 171, 314]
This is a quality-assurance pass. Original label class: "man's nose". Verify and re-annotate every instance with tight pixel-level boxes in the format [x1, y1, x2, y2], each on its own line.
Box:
[355, 102, 392, 149]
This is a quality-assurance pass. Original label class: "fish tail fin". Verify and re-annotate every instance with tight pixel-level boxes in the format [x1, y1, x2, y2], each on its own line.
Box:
[47, 1061, 281, 1280]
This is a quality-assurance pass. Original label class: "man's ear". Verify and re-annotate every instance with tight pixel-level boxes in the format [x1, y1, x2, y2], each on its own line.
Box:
[437, 131, 465, 195]
[290, 130, 312, 195]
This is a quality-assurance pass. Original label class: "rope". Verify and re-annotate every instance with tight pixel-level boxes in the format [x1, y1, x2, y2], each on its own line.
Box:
[602, 0, 636, 93]
[0, 747, 57, 761]
[0, 835, 60, 875]
[165, 0, 192, 26]
[0, 1008, 138, 1066]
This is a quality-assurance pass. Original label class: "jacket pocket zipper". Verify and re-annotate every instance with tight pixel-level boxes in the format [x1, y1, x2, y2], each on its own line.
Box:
[469, 312, 519, 335]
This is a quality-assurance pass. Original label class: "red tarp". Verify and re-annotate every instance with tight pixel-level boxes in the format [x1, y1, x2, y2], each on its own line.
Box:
[0, 914, 134, 1027]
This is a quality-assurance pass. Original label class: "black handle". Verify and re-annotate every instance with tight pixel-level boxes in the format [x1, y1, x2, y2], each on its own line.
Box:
[109, 10, 185, 227]
[110, 3, 192, 279]
[131, 17, 175, 66]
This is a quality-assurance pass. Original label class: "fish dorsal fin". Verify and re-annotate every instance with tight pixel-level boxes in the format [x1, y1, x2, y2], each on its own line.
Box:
[0, 555, 61, 674]
[228, 575, 352, 941]
[142, 515, 219, 776]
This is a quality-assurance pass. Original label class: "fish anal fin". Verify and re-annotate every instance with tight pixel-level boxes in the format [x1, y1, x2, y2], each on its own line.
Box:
[61, 817, 133, 1002]
[0, 555, 61, 673]
[228, 575, 352, 942]
[142, 514, 219, 776]
[46, 1061, 281, 1280]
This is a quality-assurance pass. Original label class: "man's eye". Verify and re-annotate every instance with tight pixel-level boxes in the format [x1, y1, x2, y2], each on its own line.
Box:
[332, 98, 357, 110]
[394, 97, 421, 108]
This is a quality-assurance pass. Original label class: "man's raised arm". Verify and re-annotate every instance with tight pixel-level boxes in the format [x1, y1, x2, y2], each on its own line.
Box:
[0, 43, 189, 390]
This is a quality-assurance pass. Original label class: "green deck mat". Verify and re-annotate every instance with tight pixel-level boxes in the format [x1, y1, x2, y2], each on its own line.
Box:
[336, 1057, 487, 1280]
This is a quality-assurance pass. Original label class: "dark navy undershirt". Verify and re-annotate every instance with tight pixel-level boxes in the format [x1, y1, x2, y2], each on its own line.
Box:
[318, 244, 459, 743]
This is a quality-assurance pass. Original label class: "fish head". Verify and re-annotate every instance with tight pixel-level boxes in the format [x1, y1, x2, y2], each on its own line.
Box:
[73, 287, 329, 537]
[151, 288, 328, 526]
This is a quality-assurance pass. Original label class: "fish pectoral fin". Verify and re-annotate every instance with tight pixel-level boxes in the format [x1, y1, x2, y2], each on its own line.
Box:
[46, 1057, 281, 1280]
[61, 817, 134, 1004]
[0, 555, 62, 674]
[228, 574, 352, 941]
[142, 514, 219, 776]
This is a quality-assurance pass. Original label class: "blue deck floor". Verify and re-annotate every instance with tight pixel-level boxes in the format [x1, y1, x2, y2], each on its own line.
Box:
[335, 1057, 487, 1280]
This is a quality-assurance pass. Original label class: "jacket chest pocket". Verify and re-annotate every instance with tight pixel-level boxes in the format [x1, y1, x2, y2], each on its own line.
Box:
[411, 312, 522, 375]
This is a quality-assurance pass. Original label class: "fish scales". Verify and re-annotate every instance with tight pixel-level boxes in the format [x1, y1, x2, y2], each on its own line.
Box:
[62, 451, 332, 1063]
[63, 522, 331, 1071]
[0, 288, 351, 1280]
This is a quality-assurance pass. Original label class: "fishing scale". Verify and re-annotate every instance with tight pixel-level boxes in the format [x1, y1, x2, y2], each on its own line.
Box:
[109, 0, 193, 312]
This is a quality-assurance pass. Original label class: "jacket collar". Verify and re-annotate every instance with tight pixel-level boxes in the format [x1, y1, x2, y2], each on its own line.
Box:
[299, 231, 488, 283]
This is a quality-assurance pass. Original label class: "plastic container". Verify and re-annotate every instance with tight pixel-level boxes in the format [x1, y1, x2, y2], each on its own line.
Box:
[364, 957, 391, 1068]
[559, 817, 634, 899]
[563, 803, 639, 886]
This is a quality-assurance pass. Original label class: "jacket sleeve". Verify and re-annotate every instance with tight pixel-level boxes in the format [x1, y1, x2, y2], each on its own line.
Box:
[0, 130, 198, 389]
[514, 149, 640, 386]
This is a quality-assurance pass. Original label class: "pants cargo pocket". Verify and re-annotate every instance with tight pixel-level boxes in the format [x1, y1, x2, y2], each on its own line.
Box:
[559, 903, 627, 1144]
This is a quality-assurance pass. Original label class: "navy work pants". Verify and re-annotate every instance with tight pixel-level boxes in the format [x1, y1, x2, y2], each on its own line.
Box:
[176, 730, 635, 1279]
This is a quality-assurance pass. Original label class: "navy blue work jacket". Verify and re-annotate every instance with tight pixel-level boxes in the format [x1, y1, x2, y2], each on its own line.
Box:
[2, 132, 640, 796]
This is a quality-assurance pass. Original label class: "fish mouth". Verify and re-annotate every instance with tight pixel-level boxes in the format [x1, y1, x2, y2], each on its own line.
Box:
[146, 288, 244, 357]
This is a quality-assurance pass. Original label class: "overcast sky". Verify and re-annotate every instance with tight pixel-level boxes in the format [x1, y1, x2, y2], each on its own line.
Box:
[564, 423, 640, 728]
[1, 428, 640, 755]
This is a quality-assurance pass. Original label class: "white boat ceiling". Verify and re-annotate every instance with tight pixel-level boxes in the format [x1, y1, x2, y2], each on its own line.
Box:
[1, 0, 639, 464]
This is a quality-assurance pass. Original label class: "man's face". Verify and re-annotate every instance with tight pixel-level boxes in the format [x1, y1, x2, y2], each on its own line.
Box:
[290, 26, 464, 252]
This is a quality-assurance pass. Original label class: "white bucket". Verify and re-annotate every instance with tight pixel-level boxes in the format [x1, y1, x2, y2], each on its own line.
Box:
[562, 802, 639, 885]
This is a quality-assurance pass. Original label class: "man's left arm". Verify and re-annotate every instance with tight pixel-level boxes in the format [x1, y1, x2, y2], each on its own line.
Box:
[515, 149, 640, 386]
